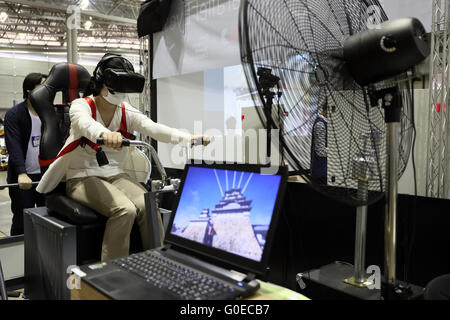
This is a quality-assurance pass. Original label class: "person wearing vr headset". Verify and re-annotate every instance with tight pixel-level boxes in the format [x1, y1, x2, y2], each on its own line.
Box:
[36, 53, 209, 261]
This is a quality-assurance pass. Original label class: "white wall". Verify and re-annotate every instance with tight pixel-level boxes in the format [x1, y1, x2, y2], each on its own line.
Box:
[157, 70, 205, 169]
[0, 52, 142, 118]
[380, 0, 432, 31]
[0, 56, 57, 113]
[0, 53, 94, 117]
[398, 89, 429, 196]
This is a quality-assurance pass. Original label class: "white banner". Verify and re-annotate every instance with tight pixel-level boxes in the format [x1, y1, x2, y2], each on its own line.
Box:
[379, 0, 431, 31]
[153, 0, 241, 79]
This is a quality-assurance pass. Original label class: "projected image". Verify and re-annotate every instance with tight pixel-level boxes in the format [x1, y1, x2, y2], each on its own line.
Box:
[224, 64, 254, 134]
[171, 167, 281, 262]
[208, 58, 317, 138]
[203, 64, 256, 135]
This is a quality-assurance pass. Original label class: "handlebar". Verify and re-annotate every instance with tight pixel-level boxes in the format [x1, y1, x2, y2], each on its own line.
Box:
[96, 138, 131, 147]
[96, 138, 168, 182]
[96, 137, 209, 147]
[96, 136, 211, 185]
[0, 136, 205, 192]
[0, 182, 39, 190]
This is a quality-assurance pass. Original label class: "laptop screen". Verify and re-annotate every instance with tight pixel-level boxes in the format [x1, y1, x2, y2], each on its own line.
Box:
[169, 166, 282, 263]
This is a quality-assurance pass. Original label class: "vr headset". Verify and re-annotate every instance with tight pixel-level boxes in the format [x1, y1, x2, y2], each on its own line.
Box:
[94, 54, 145, 93]
[103, 69, 145, 93]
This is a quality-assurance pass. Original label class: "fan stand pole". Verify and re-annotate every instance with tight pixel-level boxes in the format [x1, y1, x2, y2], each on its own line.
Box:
[344, 179, 373, 288]
[384, 119, 400, 297]
[380, 87, 410, 300]
[354, 202, 368, 282]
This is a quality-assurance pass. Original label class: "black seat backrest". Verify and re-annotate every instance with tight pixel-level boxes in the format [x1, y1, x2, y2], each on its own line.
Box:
[54, 104, 71, 143]
[29, 63, 91, 174]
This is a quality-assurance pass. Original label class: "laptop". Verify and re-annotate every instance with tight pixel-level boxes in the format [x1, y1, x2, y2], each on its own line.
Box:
[79, 162, 287, 300]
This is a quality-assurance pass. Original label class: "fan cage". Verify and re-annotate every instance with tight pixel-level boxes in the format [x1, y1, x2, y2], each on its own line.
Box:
[239, 0, 414, 207]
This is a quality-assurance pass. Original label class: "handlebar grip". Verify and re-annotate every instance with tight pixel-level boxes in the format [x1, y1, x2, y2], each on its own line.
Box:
[191, 138, 203, 146]
[96, 138, 131, 147]
[190, 136, 214, 147]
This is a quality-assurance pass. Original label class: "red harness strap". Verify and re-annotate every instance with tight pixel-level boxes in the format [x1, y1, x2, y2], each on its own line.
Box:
[39, 97, 134, 167]
[67, 64, 78, 102]
[84, 96, 135, 141]
[38, 139, 83, 167]
[119, 103, 136, 140]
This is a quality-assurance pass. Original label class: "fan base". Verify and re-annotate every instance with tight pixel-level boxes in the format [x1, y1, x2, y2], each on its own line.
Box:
[297, 262, 425, 300]
[343, 276, 374, 288]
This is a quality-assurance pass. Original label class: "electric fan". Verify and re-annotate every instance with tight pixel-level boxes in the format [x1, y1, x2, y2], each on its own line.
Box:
[239, 0, 429, 299]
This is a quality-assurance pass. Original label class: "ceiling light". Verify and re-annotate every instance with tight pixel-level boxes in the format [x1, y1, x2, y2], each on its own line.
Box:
[0, 11, 8, 23]
[84, 20, 92, 30]
[80, 0, 90, 10]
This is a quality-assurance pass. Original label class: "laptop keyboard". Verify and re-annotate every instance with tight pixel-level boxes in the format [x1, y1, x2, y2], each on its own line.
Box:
[112, 251, 238, 300]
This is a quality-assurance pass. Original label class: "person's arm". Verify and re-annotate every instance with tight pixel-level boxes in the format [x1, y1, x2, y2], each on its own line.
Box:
[69, 98, 111, 143]
[4, 110, 27, 176]
[4, 110, 34, 189]
[313, 121, 327, 157]
[125, 103, 192, 145]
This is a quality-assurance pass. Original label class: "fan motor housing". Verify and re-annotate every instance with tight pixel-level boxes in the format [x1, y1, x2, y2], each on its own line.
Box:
[343, 17, 430, 86]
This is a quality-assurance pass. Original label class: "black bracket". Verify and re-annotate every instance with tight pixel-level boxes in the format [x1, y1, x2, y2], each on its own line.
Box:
[381, 281, 414, 300]
[368, 85, 402, 123]
[243, 272, 256, 283]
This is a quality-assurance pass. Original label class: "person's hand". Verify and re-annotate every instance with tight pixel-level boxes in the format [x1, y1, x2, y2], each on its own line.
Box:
[18, 173, 33, 190]
[101, 132, 122, 151]
[190, 135, 211, 147]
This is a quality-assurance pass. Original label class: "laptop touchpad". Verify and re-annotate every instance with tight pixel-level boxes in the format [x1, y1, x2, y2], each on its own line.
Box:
[90, 270, 134, 292]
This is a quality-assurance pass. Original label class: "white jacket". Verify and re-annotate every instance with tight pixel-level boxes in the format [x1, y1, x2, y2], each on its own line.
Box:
[36, 97, 191, 194]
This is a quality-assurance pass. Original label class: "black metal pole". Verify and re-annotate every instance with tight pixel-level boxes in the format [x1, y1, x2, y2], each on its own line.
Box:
[0, 261, 7, 300]
[264, 93, 273, 165]
[149, 34, 158, 153]
[379, 87, 408, 300]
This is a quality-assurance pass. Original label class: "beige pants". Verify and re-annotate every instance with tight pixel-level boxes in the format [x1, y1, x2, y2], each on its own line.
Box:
[66, 173, 164, 261]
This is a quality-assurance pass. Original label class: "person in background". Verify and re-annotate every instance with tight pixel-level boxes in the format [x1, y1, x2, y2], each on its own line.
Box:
[203, 220, 216, 246]
[4, 73, 47, 236]
[310, 100, 335, 185]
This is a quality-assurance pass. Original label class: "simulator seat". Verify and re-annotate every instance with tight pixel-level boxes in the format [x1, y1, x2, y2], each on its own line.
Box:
[30, 63, 116, 263]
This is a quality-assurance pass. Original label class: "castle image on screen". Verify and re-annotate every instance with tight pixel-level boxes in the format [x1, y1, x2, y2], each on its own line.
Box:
[171, 168, 279, 262]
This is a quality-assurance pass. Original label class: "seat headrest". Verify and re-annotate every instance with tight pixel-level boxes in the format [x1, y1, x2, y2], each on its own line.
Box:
[29, 63, 91, 171]
[30, 63, 91, 106]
